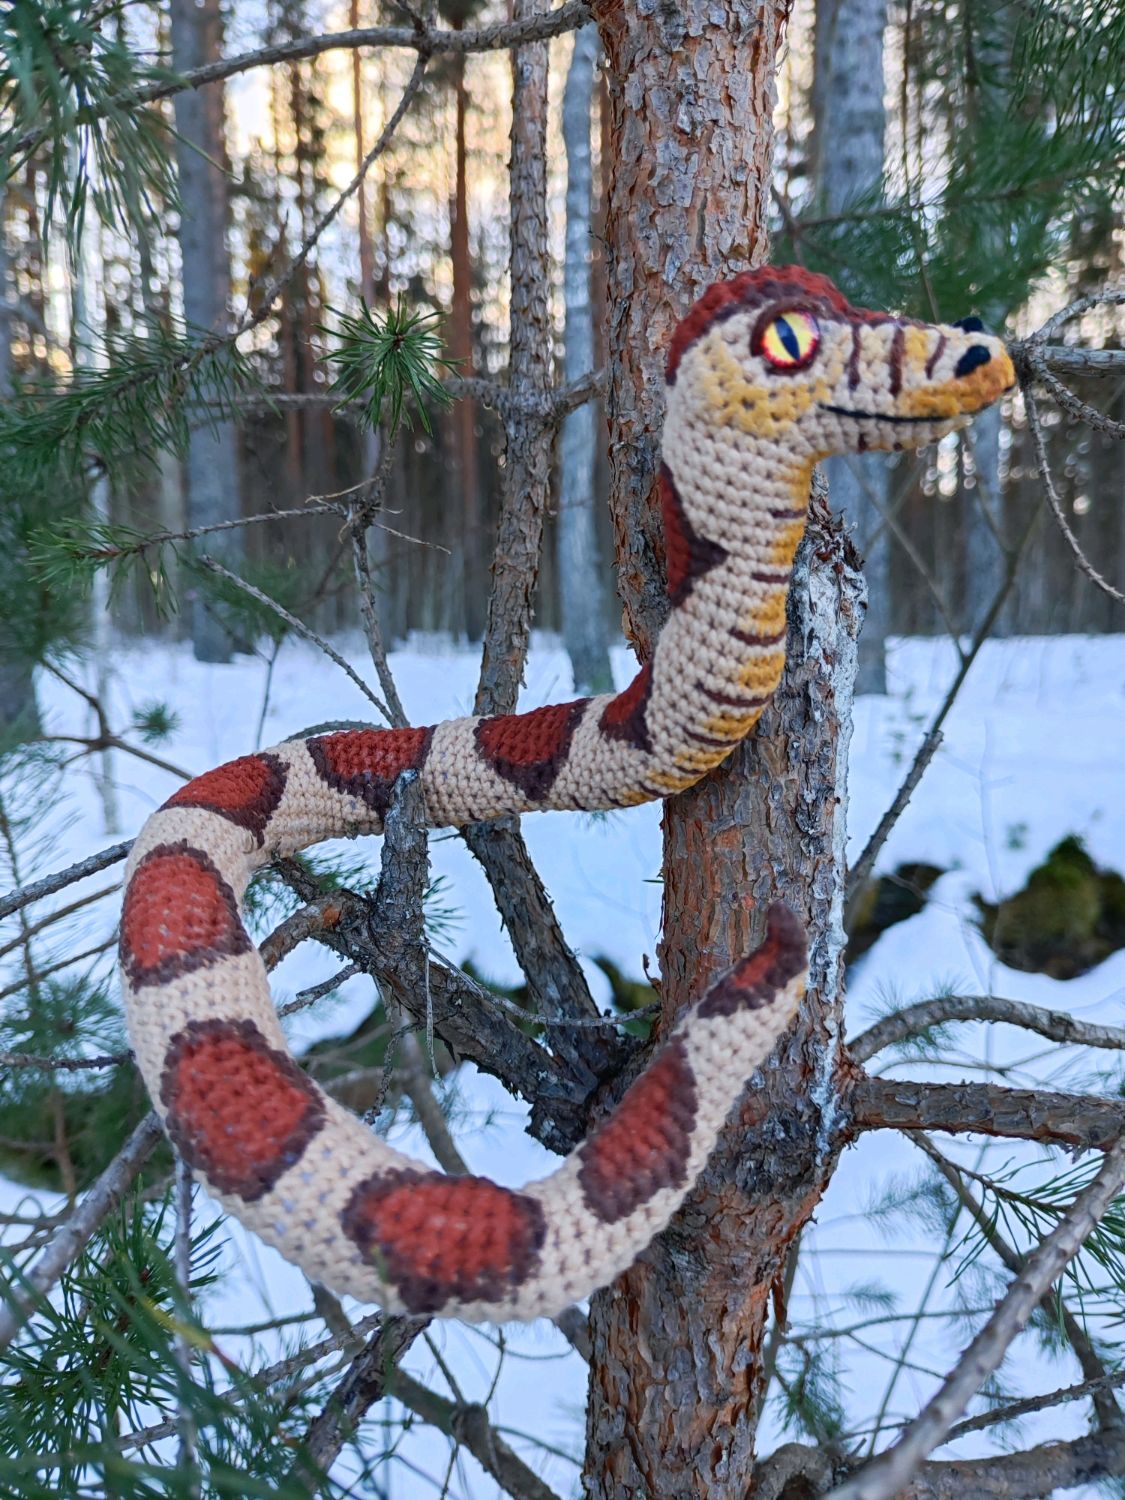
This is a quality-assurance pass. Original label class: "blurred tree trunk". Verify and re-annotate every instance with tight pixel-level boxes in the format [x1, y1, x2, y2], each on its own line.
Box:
[813, 0, 890, 693]
[450, 32, 483, 640]
[558, 23, 613, 694]
[0, 185, 40, 740]
[584, 1, 861, 1491]
[170, 0, 243, 663]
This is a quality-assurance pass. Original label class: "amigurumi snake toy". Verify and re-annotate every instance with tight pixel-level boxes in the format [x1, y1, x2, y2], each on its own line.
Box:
[120, 266, 1014, 1322]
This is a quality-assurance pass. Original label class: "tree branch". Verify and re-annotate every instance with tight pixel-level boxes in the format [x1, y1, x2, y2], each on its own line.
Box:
[909, 1132, 1123, 1432]
[850, 995, 1125, 1064]
[388, 1367, 565, 1500]
[0, 1112, 162, 1354]
[0, 841, 132, 922]
[293, 1316, 428, 1490]
[848, 1075, 1125, 1153]
[825, 1137, 1125, 1500]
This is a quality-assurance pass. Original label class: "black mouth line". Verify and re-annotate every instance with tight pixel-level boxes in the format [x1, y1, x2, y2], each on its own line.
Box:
[819, 403, 945, 425]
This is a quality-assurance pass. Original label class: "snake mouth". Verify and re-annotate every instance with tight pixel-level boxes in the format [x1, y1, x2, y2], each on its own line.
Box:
[819, 404, 944, 425]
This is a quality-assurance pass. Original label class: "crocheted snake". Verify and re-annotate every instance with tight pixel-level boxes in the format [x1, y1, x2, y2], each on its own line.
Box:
[120, 267, 1013, 1321]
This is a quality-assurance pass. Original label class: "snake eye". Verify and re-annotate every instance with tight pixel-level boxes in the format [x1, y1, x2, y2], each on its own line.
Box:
[756, 310, 820, 373]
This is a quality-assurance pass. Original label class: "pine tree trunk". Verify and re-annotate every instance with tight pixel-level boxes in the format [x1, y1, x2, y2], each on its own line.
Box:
[0, 184, 40, 741]
[450, 40, 483, 641]
[813, 0, 890, 693]
[170, 0, 243, 664]
[558, 24, 613, 695]
[583, 2, 862, 1489]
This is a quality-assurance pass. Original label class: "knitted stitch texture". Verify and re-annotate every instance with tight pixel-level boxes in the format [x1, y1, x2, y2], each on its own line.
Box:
[120, 266, 1014, 1321]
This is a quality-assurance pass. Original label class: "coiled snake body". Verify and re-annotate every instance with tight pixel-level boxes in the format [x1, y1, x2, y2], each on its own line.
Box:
[120, 267, 1014, 1321]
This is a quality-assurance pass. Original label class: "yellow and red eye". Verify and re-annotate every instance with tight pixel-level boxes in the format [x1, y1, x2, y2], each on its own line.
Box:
[757, 310, 820, 372]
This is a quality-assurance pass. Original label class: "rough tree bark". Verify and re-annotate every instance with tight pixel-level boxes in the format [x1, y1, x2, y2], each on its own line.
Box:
[170, 0, 243, 663]
[583, 1, 865, 1491]
[813, 0, 890, 694]
[558, 23, 613, 694]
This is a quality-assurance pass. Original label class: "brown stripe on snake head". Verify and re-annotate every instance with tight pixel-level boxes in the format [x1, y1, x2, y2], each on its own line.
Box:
[164, 753, 287, 846]
[342, 1169, 547, 1314]
[600, 663, 653, 754]
[888, 323, 906, 397]
[475, 699, 587, 801]
[925, 332, 947, 379]
[578, 1035, 698, 1224]
[661, 464, 728, 606]
[161, 1019, 325, 1198]
[307, 726, 433, 817]
[697, 902, 807, 1020]
[120, 842, 251, 988]
[848, 322, 864, 391]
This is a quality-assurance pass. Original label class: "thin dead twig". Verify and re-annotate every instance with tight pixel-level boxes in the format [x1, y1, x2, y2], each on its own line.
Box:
[942, 1367, 1125, 1444]
[197, 555, 394, 723]
[0, 1112, 163, 1354]
[909, 1132, 1123, 1432]
[389, 1366, 565, 1500]
[845, 730, 943, 913]
[851, 994, 1125, 1063]
[1023, 385, 1125, 606]
[825, 1136, 1125, 1500]
[0, 840, 133, 922]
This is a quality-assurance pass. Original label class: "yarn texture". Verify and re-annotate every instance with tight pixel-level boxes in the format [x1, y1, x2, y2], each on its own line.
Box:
[120, 267, 1014, 1321]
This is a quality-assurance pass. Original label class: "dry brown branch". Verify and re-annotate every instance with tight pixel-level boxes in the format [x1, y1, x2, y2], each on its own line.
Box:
[903, 1430, 1125, 1500]
[850, 995, 1125, 1063]
[0, 1112, 162, 1354]
[845, 730, 943, 914]
[1023, 385, 1125, 606]
[909, 1132, 1123, 1431]
[387, 1366, 565, 1500]
[0, 840, 133, 922]
[849, 1075, 1125, 1153]
[943, 1368, 1125, 1443]
[826, 1137, 1125, 1500]
[197, 555, 394, 723]
[10, 0, 592, 164]
[294, 1316, 429, 1488]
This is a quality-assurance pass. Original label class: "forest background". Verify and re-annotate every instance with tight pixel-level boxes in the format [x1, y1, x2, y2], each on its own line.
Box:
[0, 0, 1123, 1495]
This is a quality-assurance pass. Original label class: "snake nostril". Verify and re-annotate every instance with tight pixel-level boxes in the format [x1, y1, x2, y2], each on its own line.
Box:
[955, 344, 992, 378]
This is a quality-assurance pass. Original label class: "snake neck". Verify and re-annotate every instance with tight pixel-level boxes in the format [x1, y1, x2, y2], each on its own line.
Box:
[636, 416, 813, 795]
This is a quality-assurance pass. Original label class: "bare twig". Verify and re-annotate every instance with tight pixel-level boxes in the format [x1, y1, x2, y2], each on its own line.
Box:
[173, 1157, 202, 1496]
[0, 840, 133, 922]
[845, 730, 943, 914]
[197, 555, 394, 723]
[0, 1047, 129, 1071]
[10, 0, 592, 163]
[825, 1137, 1125, 1500]
[388, 1366, 566, 1500]
[0, 937, 117, 1003]
[0, 880, 119, 962]
[942, 1368, 1125, 1443]
[241, 53, 429, 346]
[277, 966, 360, 1019]
[910, 1132, 1123, 1432]
[0, 1112, 163, 1354]
[294, 1316, 429, 1488]
[258, 894, 349, 972]
[1023, 385, 1125, 606]
[851, 994, 1125, 1064]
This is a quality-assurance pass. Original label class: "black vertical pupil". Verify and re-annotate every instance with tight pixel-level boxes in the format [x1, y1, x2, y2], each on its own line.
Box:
[777, 317, 802, 361]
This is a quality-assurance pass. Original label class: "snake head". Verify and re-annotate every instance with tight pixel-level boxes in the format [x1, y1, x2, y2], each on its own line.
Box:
[666, 266, 1015, 460]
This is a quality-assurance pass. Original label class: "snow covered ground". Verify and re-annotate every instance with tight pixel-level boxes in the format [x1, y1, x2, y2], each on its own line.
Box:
[2, 631, 1123, 1496]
